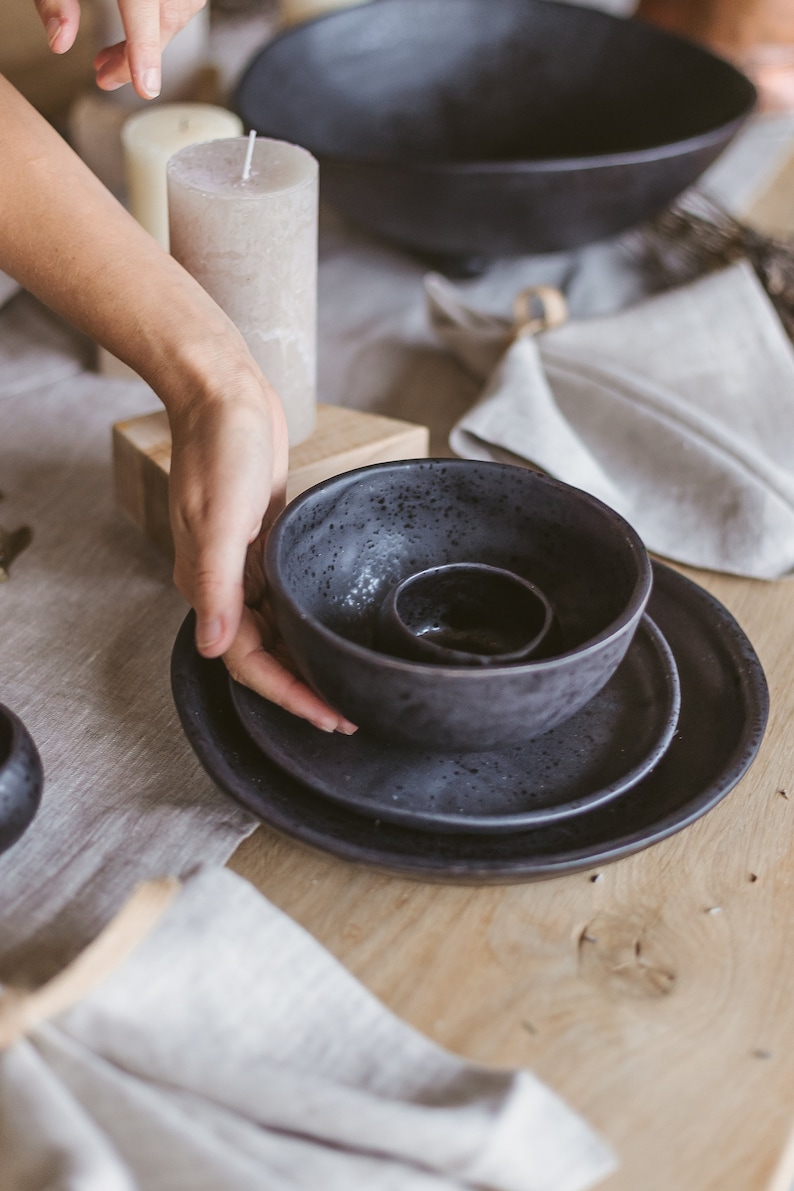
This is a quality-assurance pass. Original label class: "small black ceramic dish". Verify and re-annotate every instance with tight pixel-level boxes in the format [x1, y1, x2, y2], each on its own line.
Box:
[264, 459, 652, 752]
[229, 614, 681, 833]
[235, 0, 755, 261]
[375, 562, 557, 666]
[0, 703, 43, 856]
[170, 562, 769, 882]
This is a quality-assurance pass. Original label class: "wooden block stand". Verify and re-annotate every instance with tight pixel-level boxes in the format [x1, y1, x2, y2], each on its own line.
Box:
[113, 404, 430, 557]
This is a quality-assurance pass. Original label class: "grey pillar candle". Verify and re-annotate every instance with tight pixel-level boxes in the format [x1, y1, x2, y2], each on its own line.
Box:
[167, 136, 318, 445]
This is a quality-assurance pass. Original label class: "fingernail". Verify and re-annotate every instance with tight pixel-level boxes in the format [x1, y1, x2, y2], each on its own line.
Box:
[337, 723, 358, 736]
[196, 617, 222, 651]
[310, 719, 336, 734]
[46, 17, 64, 49]
[140, 68, 161, 98]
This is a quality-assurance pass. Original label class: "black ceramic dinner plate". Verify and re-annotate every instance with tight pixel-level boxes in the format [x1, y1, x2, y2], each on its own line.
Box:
[228, 616, 681, 833]
[170, 562, 769, 882]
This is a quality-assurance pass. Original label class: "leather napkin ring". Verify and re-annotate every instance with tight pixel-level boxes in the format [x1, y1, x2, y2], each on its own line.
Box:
[512, 286, 569, 338]
[0, 876, 180, 1051]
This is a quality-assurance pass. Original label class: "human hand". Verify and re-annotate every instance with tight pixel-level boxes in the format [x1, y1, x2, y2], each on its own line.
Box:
[35, 0, 207, 100]
[168, 378, 357, 735]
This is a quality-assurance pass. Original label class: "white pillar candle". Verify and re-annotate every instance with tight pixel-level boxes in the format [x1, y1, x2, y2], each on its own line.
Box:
[280, 0, 371, 26]
[122, 104, 243, 249]
[169, 139, 319, 447]
[167, 136, 318, 446]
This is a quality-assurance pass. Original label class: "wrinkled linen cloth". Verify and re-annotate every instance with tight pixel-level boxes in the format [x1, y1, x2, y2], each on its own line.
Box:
[0, 104, 792, 1189]
[0, 867, 616, 1191]
[0, 296, 614, 1188]
[437, 260, 794, 579]
[0, 296, 254, 985]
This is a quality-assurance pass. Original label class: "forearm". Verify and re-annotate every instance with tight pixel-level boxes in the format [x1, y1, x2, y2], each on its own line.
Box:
[0, 74, 349, 727]
[0, 74, 253, 418]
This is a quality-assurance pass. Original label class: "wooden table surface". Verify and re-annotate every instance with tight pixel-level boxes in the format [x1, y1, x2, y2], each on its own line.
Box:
[228, 564, 794, 1190]
[225, 153, 794, 1190]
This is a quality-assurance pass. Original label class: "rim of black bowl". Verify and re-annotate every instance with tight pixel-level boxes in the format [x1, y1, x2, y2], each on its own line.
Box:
[265, 460, 653, 674]
[0, 703, 19, 768]
[0, 702, 40, 773]
[237, 0, 757, 173]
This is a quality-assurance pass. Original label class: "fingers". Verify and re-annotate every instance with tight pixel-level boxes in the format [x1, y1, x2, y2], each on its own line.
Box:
[175, 479, 285, 661]
[34, 0, 81, 53]
[225, 608, 358, 735]
[37, 0, 206, 96]
[168, 378, 287, 663]
[93, 0, 209, 98]
[174, 498, 359, 736]
[164, 360, 302, 720]
[94, 42, 133, 92]
[174, 535, 246, 657]
[169, 439, 259, 659]
[116, 0, 163, 98]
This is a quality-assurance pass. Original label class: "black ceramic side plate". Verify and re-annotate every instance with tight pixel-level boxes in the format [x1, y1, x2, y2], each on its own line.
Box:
[228, 615, 681, 833]
[170, 562, 769, 882]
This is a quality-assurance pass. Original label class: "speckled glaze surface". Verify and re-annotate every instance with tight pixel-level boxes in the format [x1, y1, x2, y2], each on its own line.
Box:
[230, 615, 680, 833]
[264, 459, 652, 751]
[0, 703, 43, 855]
[170, 562, 769, 882]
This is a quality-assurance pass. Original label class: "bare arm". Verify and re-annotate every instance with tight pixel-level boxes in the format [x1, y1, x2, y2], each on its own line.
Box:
[0, 75, 355, 734]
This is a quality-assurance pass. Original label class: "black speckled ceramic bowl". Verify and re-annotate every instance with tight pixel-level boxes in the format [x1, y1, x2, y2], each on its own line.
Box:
[265, 460, 652, 750]
[0, 703, 43, 854]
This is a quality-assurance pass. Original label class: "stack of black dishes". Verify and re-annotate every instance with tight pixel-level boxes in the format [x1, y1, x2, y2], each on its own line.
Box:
[234, 0, 756, 266]
[0, 704, 43, 857]
[171, 461, 769, 883]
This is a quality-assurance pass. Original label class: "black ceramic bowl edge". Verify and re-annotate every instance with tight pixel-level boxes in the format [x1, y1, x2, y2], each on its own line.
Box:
[265, 460, 653, 669]
[0, 703, 44, 855]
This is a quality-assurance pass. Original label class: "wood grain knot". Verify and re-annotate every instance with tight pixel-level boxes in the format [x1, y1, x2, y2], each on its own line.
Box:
[576, 915, 677, 1000]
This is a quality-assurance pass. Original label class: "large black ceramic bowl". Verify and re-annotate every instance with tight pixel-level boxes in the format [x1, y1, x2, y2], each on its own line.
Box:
[235, 0, 755, 260]
[0, 703, 43, 855]
[265, 460, 652, 750]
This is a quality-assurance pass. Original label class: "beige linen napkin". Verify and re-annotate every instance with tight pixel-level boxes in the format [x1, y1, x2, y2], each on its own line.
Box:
[432, 260, 794, 579]
[0, 867, 616, 1191]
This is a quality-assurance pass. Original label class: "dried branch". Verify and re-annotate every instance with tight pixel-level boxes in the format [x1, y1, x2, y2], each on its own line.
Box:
[636, 191, 794, 342]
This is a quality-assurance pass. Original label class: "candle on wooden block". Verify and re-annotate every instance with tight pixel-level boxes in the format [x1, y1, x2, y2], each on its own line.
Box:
[167, 136, 318, 446]
[122, 104, 243, 249]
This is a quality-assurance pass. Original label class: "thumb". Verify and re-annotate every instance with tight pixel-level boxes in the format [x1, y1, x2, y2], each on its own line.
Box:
[33, 0, 81, 52]
[117, 0, 162, 98]
[173, 530, 249, 659]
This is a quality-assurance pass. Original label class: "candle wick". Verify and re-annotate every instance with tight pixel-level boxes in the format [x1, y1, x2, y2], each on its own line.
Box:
[241, 129, 256, 182]
[179, 119, 189, 133]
